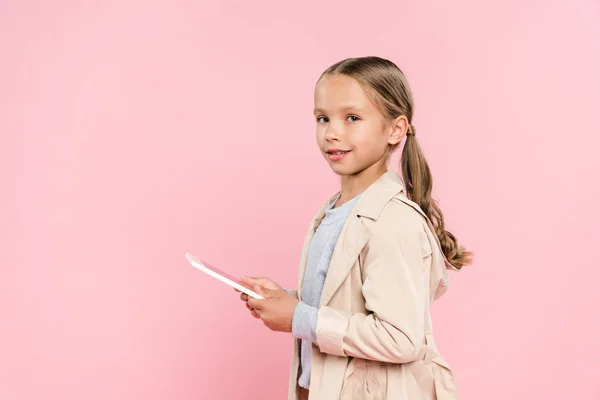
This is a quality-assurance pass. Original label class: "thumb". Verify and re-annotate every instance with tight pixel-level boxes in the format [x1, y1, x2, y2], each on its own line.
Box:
[242, 276, 274, 288]
[241, 276, 265, 286]
[255, 285, 279, 298]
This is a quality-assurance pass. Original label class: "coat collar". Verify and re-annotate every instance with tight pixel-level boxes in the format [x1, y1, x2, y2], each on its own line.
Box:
[311, 170, 406, 229]
[354, 170, 407, 220]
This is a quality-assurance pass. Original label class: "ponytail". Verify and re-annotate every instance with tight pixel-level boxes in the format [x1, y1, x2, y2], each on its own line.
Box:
[401, 127, 473, 269]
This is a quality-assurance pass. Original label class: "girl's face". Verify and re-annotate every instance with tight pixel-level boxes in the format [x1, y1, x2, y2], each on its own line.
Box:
[314, 75, 403, 177]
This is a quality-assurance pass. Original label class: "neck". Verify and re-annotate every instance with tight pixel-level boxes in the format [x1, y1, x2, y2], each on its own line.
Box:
[337, 161, 388, 206]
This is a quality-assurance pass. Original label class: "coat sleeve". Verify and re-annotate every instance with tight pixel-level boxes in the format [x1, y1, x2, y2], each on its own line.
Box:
[315, 207, 430, 363]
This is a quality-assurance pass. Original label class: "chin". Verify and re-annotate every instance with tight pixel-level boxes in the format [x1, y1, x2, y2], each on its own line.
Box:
[328, 164, 358, 177]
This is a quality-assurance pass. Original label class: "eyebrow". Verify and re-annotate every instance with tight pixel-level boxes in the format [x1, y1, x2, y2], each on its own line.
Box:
[313, 105, 365, 115]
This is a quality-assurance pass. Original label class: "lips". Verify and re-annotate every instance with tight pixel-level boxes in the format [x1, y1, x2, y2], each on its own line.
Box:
[326, 149, 351, 155]
[326, 149, 352, 161]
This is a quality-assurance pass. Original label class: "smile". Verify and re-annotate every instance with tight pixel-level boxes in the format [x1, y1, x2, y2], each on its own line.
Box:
[326, 150, 351, 161]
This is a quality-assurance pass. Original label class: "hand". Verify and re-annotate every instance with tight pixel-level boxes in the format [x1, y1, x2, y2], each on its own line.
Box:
[235, 276, 283, 319]
[247, 287, 299, 333]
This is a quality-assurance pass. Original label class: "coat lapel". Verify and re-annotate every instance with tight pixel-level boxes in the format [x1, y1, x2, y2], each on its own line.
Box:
[298, 171, 408, 305]
[318, 212, 369, 307]
[319, 171, 406, 306]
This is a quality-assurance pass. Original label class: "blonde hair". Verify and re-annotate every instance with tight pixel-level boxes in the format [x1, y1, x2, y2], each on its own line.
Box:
[319, 56, 472, 269]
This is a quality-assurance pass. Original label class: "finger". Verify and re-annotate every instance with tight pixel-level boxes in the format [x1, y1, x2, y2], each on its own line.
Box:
[247, 298, 257, 309]
[237, 281, 254, 291]
[240, 276, 256, 285]
[240, 293, 249, 302]
[247, 298, 263, 310]
[251, 309, 260, 319]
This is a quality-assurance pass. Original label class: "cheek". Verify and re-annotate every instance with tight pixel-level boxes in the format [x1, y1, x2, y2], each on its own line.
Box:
[316, 126, 326, 140]
[354, 141, 389, 164]
[353, 127, 387, 153]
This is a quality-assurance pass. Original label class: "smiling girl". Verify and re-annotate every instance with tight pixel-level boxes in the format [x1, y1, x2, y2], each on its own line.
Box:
[239, 56, 472, 400]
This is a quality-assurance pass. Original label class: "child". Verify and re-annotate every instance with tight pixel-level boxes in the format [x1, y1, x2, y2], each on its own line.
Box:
[238, 56, 472, 400]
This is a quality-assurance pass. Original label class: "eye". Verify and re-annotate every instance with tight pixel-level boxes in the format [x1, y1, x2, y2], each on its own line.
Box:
[347, 115, 360, 122]
[317, 116, 329, 123]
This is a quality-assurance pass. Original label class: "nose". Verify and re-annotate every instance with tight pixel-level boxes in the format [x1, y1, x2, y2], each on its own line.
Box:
[325, 126, 340, 142]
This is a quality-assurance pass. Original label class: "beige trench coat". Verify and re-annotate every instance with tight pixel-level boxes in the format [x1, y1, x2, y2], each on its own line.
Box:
[287, 170, 459, 400]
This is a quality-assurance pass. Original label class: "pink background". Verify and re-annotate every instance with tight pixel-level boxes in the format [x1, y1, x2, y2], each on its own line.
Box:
[1, 1, 599, 399]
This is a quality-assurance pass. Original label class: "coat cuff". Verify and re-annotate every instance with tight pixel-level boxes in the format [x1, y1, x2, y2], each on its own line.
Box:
[315, 306, 352, 357]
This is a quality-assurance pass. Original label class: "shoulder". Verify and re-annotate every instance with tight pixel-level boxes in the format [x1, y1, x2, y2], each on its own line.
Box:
[367, 194, 427, 235]
[362, 194, 433, 258]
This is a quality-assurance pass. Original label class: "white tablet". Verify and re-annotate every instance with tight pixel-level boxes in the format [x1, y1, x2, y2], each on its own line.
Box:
[185, 252, 265, 299]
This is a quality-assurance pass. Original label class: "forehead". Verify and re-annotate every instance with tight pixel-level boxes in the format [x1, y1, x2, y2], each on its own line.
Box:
[314, 75, 377, 112]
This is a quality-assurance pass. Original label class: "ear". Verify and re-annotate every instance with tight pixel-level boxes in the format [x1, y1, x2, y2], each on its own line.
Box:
[387, 115, 409, 146]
